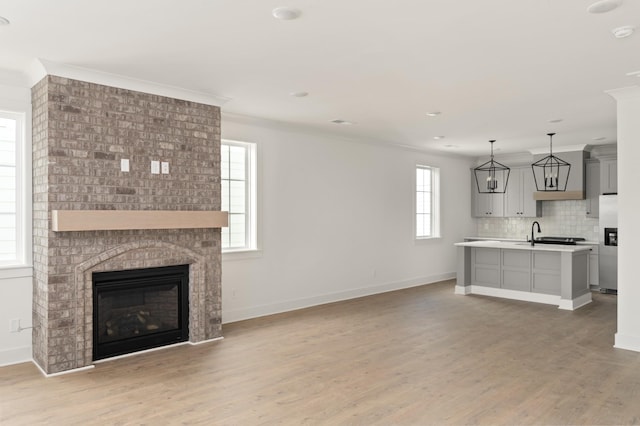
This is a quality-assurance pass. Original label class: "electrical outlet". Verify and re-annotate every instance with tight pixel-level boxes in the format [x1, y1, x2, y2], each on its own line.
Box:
[161, 161, 169, 174]
[151, 160, 160, 174]
[10, 319, 20, 333]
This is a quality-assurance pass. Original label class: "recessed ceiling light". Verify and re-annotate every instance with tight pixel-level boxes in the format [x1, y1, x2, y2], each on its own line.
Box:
[426, 111, 441, 117]
[612, 25, 635, 38]
[0, 16, 10, 25]
[330, 119, 354, 125]
[289, 91, 308, 97]
[433, 136, 445, 140]
[593, 136, 607, 141]
[587, 0, 622, 14]
[548, 118, 563, 123]
[626, 70, 640, 77]
[272, 7, 301, 20]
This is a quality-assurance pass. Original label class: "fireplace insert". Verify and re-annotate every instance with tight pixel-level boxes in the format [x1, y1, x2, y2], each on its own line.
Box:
[93, 264, 189, 360]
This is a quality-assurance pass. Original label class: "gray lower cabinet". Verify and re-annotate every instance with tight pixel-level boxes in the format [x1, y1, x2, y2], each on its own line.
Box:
[471, 248, 500, 287]
[502, 250, 531, 291]
[471, 248, 560, 295]
[588, 244, 599, 287]
[458, 244, 590, 308]
[532, 252, 561, 295]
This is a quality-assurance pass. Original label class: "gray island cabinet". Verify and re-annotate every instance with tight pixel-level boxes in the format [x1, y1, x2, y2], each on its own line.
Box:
[455, 241, 592, 310]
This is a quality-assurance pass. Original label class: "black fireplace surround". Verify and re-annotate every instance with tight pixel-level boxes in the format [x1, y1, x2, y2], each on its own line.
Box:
[92, 265, 190, 360]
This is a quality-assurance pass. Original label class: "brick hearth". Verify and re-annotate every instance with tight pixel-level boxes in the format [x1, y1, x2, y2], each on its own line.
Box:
[31, 76, 222, 374]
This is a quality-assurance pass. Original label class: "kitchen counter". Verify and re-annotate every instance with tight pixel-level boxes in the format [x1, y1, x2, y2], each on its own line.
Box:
[455, 240, 592, 310]
[463, 236, 599, 246]
[455, 240, 593, 253]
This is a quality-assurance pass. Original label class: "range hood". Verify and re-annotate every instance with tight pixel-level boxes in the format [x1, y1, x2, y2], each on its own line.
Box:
[529, 147, 587, 201]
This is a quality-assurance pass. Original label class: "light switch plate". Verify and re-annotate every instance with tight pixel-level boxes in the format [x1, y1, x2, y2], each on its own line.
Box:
[151, 160, 160, 174]
[161, 161, 169, 174]
[121, 158, 130, 172]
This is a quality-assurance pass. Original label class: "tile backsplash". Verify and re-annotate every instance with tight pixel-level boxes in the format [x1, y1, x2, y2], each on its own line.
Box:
[476, 200, 599, 241]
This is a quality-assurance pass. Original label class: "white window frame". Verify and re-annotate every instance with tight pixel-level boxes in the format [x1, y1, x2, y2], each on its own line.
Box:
[221, 139, 258, 254]
[415, 164, 441, 240]
[0, 103, 31, 271]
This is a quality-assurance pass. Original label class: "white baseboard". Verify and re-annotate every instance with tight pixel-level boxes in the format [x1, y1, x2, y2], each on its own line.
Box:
[93, 341, 193, 365]
[34, 361, 95, 378]
[29, 338, 225, 376]
[222, 272, 455, 324]
[0, 346, 32, 368]
[189, 336, 224, 346]
[614, 333, 640, 353]
[457, 285, 592, 311]
[558, 292, 592, 311]
[468, 285, 560, 306]
[454, 285, 471, 295]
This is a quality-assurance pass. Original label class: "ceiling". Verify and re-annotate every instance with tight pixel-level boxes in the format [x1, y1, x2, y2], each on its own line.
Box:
[0, 0, 638, 156]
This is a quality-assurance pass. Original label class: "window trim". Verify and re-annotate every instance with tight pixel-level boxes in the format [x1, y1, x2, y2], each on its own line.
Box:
[0, 105, 31, 269]
[221, 139, 258, 254]
[415, 164, 441, 240]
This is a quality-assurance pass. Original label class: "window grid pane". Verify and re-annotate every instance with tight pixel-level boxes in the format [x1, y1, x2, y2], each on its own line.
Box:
[221, 140, 255, 251]
[0, 114, 19, 264]
[416, 166, 434, 238]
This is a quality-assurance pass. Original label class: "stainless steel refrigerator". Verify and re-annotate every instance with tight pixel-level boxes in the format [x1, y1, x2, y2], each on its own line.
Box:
[599, 194, 618, 291]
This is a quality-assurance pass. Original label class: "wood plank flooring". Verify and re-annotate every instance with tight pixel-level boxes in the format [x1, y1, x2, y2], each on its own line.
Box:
[1, 280, 639, 425]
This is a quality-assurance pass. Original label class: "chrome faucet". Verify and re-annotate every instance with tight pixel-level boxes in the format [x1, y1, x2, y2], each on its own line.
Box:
[531, 221, 541, 246]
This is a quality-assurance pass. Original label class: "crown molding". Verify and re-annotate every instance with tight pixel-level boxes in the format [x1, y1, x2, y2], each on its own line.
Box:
[589, 143, 617, 158]
[472, 151, 533, 167]
[528, 144, 589, 156]
[26, 58, 231, 106]
[606, 85, 640, 101]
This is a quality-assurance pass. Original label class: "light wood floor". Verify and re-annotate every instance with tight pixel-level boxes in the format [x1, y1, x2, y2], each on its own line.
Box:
[1, 280, 638, 425]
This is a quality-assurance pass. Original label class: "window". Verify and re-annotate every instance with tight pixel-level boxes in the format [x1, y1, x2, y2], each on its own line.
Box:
[0, 110, 25, 266]
[221, 140, 257, 252]
[415, 165, 440, 239]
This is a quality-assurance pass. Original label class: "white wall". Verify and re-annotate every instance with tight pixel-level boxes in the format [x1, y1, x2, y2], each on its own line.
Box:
[0, 272, 32, 366]
[609, 86, 640, 352]
[220, 115, 475, 323]
[0, 74, 33, 366]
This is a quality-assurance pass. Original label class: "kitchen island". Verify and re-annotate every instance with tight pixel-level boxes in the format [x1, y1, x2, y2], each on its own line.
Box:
[455, 240, 592, 310]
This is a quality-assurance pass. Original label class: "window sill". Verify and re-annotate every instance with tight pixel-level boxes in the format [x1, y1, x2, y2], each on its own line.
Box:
[415, 236, 442, 245]
[222, 249, 263, 261]
[0, 265, 33, 280]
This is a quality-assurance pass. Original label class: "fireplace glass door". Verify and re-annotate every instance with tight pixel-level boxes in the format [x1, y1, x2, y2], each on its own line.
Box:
[93, 264, 189, 360]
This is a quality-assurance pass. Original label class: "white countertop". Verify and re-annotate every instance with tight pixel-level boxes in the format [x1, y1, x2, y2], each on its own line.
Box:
[455, 240, 593, 252]
[464, 236, 598, 245]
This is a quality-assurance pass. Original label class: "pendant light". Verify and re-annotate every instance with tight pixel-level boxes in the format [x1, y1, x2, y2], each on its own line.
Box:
[531, 133, 571, 191]
[474, 140, 510, 194]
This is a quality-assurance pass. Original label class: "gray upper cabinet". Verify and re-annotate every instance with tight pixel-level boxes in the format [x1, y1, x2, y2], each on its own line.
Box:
[600, 157, 617, 194]
[505, 167, 541, 217]
[585, 159, 600, 218]
[471, 171, 504, 217]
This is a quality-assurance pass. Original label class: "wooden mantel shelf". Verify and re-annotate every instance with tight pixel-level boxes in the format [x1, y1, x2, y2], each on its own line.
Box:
[52, 210, 229, 232]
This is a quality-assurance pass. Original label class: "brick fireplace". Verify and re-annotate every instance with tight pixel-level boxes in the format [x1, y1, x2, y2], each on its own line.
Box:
[32, 76, 222, 374]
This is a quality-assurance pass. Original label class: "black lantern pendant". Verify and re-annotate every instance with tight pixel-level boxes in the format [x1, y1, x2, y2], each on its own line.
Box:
[531, 133, 571, 192]
[474, 140, 510, 194]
